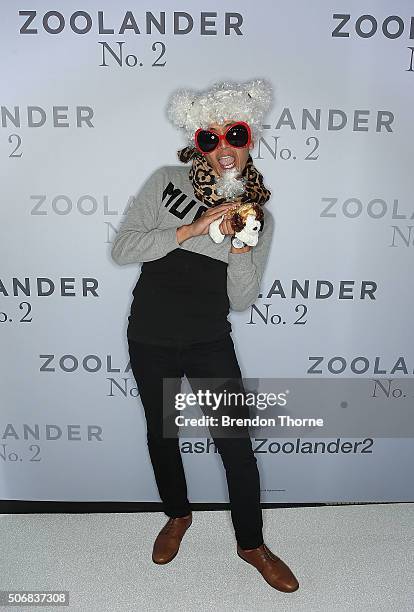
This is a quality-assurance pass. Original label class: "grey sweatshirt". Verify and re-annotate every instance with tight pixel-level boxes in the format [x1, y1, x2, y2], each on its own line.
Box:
[111, 165, 274, 311]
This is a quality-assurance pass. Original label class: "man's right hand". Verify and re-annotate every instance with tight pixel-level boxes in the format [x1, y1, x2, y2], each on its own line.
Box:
[176, 203, 236, 244]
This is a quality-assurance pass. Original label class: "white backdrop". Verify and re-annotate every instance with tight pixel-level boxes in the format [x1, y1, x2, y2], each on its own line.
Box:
[1, 0, 413, 502]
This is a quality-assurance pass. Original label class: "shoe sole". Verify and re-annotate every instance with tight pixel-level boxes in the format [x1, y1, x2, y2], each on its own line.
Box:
[237, 550, 299, 593]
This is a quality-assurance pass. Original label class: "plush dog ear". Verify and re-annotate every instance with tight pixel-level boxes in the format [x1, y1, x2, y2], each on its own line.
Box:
[252, 203, 264, 224]
[165, 89, 197, 129]
[231, 212, 245, 233]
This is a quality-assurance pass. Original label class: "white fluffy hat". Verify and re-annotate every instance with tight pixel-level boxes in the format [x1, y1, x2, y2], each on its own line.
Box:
[165, 77, 274, 145]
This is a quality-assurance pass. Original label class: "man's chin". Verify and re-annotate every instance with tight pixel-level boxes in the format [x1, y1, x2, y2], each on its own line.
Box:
[214, 166, 246, 200]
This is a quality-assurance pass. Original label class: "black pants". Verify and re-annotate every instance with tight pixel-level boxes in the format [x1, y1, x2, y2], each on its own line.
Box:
[128, 333, 264, 550]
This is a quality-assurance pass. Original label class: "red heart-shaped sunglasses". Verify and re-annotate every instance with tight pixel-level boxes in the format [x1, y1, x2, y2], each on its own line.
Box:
[194, 121, 252, 154]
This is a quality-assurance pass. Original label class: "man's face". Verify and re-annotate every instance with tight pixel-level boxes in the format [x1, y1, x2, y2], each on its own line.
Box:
[203, 120, 254, 178]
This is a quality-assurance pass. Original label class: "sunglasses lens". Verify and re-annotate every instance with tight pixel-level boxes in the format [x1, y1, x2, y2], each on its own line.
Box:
[196, 130, 219, 153]
[226, 124, 249, 147]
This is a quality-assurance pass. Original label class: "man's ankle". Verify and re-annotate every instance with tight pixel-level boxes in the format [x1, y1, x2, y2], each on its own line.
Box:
[238, 542, 264, 551]
[169, 512, 191, 519]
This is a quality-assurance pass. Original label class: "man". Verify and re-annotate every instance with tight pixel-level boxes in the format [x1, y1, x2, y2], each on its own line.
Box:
[111, 79, 299, 593]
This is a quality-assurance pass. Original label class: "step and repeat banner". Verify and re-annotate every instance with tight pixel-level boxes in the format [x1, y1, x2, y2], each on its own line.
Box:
[1, 1, 413, 503]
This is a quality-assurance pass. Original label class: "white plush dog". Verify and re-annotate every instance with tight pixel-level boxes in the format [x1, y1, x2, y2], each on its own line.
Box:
[209, 203, 264, 246]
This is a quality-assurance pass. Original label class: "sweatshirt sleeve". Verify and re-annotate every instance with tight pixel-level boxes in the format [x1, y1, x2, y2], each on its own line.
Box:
[227, 207, 274, 311]
[111, 167, 181, 265]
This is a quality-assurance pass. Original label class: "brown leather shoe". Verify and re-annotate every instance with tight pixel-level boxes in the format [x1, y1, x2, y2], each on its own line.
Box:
[237, 543, 299, 592]
[152, 513, 192, 564]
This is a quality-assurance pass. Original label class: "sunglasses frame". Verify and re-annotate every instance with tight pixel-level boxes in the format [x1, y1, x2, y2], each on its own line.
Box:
[194, 121, 252, 155]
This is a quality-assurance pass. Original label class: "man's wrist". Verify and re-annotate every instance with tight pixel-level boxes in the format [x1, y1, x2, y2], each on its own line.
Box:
[230, 243, 251, 254]
[176, 224, 194, 244]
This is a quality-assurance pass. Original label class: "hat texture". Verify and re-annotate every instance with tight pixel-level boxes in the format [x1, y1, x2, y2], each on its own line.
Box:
[165, 78, 274, 145]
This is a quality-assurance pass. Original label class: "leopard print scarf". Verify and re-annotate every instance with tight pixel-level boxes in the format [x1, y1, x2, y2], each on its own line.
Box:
[177, 146, 271, 208]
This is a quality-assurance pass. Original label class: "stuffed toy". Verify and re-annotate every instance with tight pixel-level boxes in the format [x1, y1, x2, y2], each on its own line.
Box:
[208, 201, 264, 247]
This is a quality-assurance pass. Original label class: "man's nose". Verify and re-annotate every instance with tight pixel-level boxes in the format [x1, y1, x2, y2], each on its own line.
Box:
[218, 136, 230, 151]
